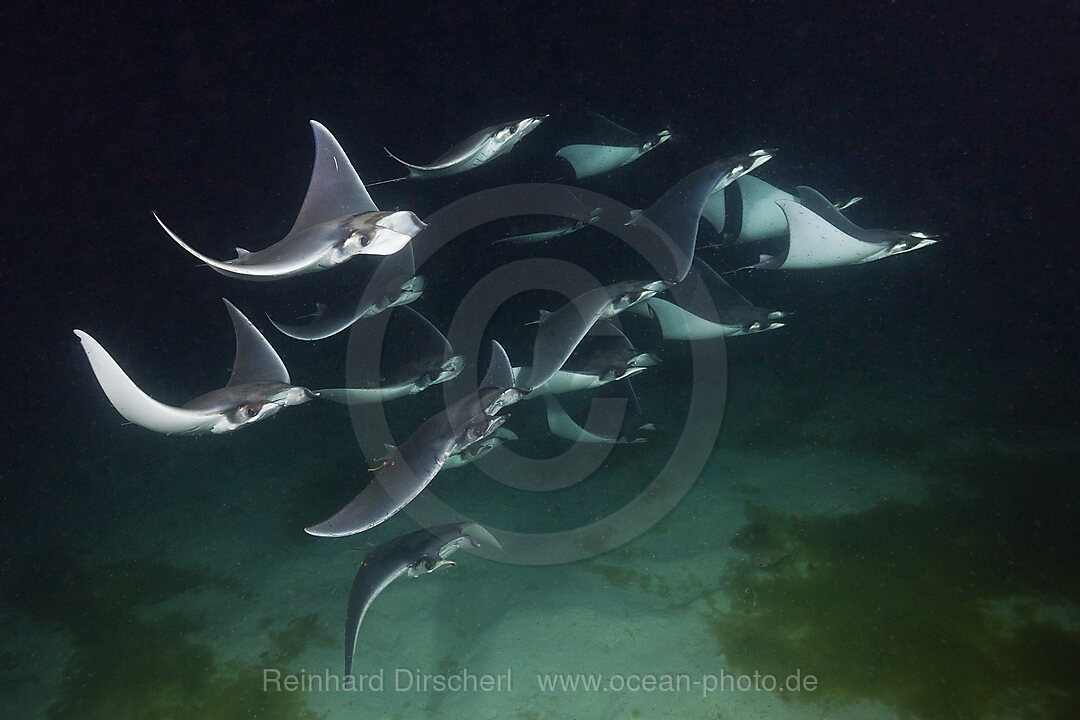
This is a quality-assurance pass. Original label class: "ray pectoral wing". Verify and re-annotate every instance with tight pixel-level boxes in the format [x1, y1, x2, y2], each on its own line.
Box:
[523, 287, 614, 392]
[268, 310, 359, 342]
[732, 175, 795, 243]
[342, 522, 499, 676]
[222, 299, 291, 385]
[775, 199, 884, 269]
[290, 121, 378, 236]
[479, 339, 514, 391]
[544, 394, 604, 443]
[305, 446, 445, 537]
[316, 386, 414, 405]
[459, 522, 502, 553]
[267, 293, 380, 341]
[556, 144, 639, 179]
[153, 121, 421, 280]
[792, 185, 872, 238]
[74, 330, 218, 435]
[344, 562, 411, 677]
[384, 146, 441, 173]
[383, 116, 545, 179]
[637, 297, 718, 340]
[637, 156, 767, 285]
[153, 212, 243, 272]
[153, 212, 303, 279]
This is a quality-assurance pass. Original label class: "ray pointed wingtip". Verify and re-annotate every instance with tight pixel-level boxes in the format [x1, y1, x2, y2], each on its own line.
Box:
[73, 328, 93, 345]
[152, 210, 188, 246]
[304, 521, 343, 538]
[308, 120, 330, 144]
[220, 297, 246, 323]
[264, 313, 301, 340]
[463, 523, 503, 552]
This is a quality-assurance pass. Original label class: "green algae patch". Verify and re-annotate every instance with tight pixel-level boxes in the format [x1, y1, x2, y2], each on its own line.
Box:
[704, 491, 1080, 720]
[580, 561, 672, 598]
[9, 552, 321, 720]
[266, 612, 335, 664]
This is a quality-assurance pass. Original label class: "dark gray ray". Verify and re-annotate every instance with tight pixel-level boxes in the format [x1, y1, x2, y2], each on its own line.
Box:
[561, 319, 659, 381]
[318, 306, 461, 404]
[343, 522, 500, 677]
[442, 427, 518, 470]
[492, 187, 602, 244]
[522, 281, 666, 393]
[493, 217, 587, 245]
[304, 396, 506, 537]
[624, 151, 774, 285]
[268, 245, 423, 341]
[306, 344, 518, 537]
[692, 257, 787, 330]
[479, 339, 514, 391]
[304, 438, 454, 538]
[630, 259, 786, 338]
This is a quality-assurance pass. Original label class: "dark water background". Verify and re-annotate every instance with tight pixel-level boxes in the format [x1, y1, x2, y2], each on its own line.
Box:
[0, 2, 1077, 717]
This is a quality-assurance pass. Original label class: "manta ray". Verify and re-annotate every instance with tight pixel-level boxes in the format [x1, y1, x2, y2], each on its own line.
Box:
[317, 306, 464, 405]
[155, 121, 426, 280]
[523, 151, 774, 392]
[343, 523, 500, 677]
[75, 299, 315, 435]
[305, 341, 523, 537]
[268, 244, 425, 341]
[630, 257, 787, 339]
[378, 116, 547, 182]
[555, 112, 672, 179]
[756, 186, 937, 269]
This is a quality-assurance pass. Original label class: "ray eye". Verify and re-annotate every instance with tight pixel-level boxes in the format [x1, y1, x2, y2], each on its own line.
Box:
[239, 404, 264, 420]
